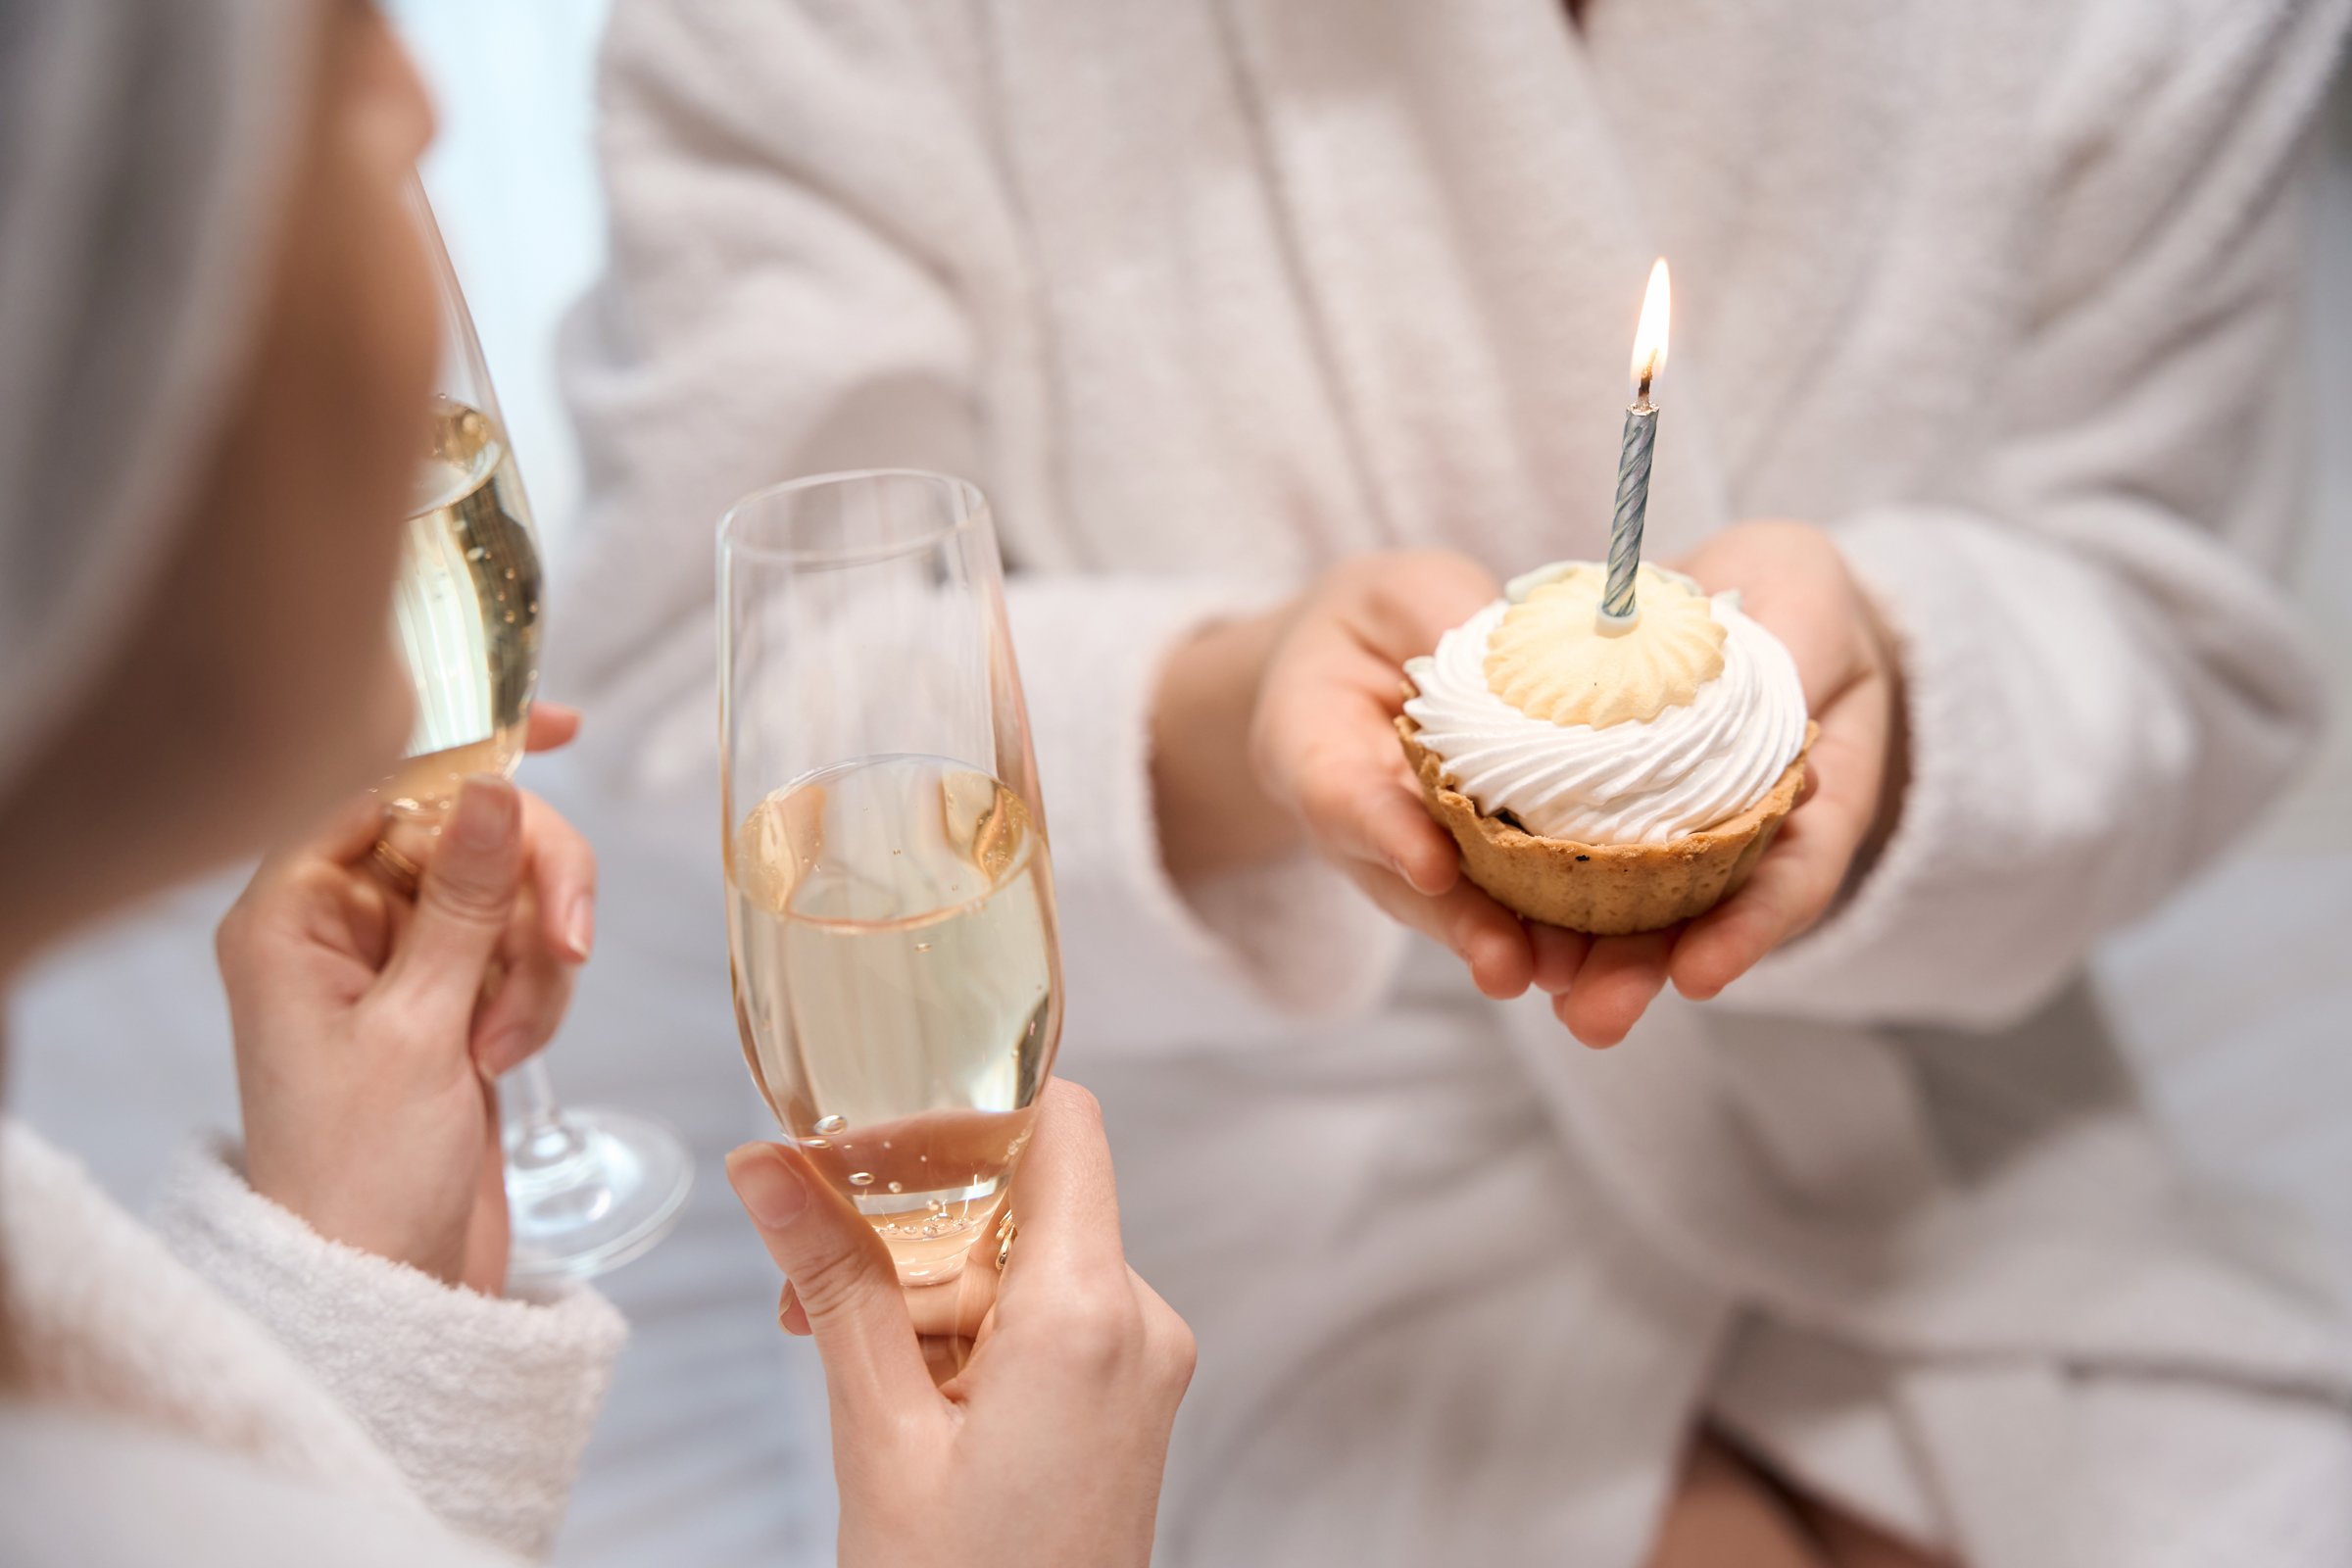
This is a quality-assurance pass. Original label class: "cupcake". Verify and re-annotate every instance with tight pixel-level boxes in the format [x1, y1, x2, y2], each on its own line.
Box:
[1396, 561, 1813, 936]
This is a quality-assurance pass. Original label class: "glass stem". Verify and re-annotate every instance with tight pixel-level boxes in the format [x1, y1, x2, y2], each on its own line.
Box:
[506, 1056, 585, 1173]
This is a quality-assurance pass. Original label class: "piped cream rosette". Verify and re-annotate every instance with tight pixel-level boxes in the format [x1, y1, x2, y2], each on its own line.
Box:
[1396, 561, 1813, 936]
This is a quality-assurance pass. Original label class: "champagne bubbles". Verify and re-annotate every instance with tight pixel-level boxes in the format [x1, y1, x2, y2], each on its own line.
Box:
[379, 398, 541, 820]
[724, 755, 1059, 1286]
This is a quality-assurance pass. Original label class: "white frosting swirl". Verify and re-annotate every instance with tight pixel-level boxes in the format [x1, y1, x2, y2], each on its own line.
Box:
[1403, 593, 1807, 845]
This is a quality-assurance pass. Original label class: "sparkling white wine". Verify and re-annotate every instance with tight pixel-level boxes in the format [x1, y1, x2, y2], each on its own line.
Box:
[727, 754, 1062, 1283]
[379, 397, 542, 817]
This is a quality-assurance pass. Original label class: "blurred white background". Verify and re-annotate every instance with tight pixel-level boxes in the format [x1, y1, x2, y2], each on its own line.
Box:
[7, 9, 2349, 1564]
[392, 0, 612, 553]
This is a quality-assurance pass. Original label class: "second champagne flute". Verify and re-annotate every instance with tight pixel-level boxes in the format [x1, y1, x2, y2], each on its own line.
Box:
[718, 471, 1062, 1287]
[385, 179, 692, 1283]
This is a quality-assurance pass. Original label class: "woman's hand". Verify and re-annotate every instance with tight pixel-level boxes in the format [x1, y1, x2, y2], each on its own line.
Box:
[726, 1080, 1195, 1568]
[1557, 520, 1903, 1045]
[1152, 533, 1903, 1048]
[219, 706, 596, 1293]
[1155, 552, 1577, 1001]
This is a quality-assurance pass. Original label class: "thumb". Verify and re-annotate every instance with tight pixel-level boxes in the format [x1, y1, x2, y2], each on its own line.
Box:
[726, 1143, 938, 1433]
[381, 775, 524, 1019]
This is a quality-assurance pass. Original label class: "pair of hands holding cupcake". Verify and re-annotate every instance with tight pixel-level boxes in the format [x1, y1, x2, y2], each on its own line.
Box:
[1152, 520, 1905, 1047]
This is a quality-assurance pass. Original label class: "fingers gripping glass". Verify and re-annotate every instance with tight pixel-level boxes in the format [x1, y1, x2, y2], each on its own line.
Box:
[718, 472, 1063, 1287]
[377, 181, 690, 1283]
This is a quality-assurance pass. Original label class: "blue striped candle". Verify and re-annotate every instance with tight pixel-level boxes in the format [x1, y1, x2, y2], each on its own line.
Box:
[1598, 259, 1671, 629]
[1600, 401, 1656, 621]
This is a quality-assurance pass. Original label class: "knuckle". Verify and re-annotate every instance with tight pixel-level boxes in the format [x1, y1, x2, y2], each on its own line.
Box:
[1318, 555, 1383, 599]
[1673, 954, 1731, 1002]
[1412, 549, 1494, 596]
[420, 874, 511, 929]
[1293, 755, 1358, 828]
[781, 1241, 877, 1321]
[865, 1406, 935, 1462]
[1048, 1281, 1147, 1372]
[1445, 899, 1490, 954]
[1154, 1312, 1200, 1393]
[1361, 550, 1487, 617]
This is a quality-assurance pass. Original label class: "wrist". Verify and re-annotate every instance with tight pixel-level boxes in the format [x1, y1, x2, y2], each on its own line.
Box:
[1149, 606, 1299, 881]
[243, 1139, 471, 1287]
[1855, 588, 1910, 879]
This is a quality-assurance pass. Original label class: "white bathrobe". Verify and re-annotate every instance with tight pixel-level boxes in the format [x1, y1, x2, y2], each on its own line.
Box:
[560, 2, 2352, 1563]
[0, 1125, 623, 1564]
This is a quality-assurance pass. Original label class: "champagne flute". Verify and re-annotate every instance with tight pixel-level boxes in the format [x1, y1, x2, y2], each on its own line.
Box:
[381, 180, 692, 1283]
[718, 471, 1062, 1287]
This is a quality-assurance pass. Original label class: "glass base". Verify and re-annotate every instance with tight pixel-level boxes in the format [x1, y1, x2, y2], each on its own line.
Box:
[505, 1106, 694, 1285]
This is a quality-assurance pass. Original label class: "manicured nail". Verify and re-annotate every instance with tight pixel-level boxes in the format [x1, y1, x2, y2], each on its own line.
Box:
[727, 1144, 808, 1229]
[451, 775, 514, 852]
[478, 1028, 530, 1078]
[564, 893, 595, 960]
[777, 1284, 809, 1336]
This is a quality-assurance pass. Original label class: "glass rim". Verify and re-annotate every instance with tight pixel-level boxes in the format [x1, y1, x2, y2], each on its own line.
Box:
[716, 468, 988, 569]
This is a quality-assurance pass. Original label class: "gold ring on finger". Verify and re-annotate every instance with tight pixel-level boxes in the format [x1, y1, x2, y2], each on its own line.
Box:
[996, 1210, 1018, 1271]
[369, 837, 423, 898]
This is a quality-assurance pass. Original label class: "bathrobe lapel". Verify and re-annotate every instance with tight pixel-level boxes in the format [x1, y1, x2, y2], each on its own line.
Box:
[1212, 0, 1731, 572]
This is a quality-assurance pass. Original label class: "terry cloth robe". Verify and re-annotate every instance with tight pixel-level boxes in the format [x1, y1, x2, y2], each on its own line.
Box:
[0, 1124, 623, 1564]
[558, 2, 2352, 1563]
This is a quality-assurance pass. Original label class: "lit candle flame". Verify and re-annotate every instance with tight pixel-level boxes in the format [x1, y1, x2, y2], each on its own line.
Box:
[1629, 258, 1671, 402]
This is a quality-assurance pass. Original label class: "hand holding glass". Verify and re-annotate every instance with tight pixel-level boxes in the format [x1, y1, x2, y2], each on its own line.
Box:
[376, 181, 690, 1283]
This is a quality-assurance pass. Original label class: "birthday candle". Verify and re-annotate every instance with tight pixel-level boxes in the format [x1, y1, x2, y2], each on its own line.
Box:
[1600, 259, 1672, 629]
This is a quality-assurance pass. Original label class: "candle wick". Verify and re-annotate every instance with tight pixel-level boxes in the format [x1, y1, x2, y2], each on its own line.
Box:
[1635, 371, 1653, 408]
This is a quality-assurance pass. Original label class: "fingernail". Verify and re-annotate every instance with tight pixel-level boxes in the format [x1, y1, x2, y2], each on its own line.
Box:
[1396, 855, 1453, 897]
[564, 893, 595, 960]
[777, 1283, 809, 1336]
[727, 1144, 808, 1228]
[451, 776, 514, 852]
[478, 1027, 530, 1077]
